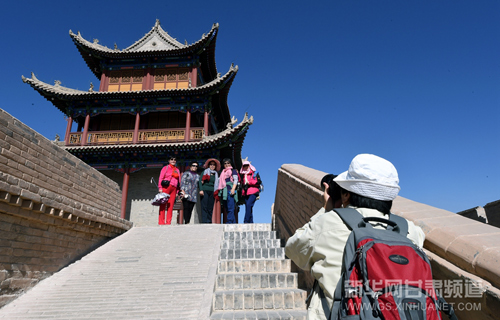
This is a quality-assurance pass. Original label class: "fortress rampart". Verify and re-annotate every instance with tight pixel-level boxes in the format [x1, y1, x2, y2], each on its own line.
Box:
[0, 109, 132, 306]
[273, 164, 500, 320]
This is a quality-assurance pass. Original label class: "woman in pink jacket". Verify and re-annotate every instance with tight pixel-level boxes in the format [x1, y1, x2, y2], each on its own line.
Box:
[240, 160, 261, 223]
[158, 156, 180, 225]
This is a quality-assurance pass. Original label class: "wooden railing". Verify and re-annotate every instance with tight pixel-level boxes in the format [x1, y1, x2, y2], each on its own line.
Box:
[67, 128, 204, 146]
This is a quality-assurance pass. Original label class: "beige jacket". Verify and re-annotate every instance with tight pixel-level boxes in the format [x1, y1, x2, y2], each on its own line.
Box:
[285, 206, 425, 320]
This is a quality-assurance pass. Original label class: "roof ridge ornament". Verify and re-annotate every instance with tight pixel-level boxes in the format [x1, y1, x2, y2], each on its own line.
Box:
[93, 38, 99, 44]
[54, 80, 61, 86]
[89, 82, 94, 92]
[226, 116, 238, 129]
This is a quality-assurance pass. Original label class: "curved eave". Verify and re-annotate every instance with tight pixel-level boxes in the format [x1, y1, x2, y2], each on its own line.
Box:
[210, 67, 238, 131]
[63, 113, 253, 153]
[70, 23, 219, 78]
[21, 66, 237, 106]
[199, 28, 218, 83]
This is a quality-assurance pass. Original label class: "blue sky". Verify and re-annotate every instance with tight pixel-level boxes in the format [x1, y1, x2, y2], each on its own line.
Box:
[2, 0, 499, 223]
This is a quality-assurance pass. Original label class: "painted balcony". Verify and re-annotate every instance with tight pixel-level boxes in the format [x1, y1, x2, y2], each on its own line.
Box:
[66, 127, 205, 146]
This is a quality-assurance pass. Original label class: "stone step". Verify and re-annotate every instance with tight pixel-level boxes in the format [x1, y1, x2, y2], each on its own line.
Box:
[220, 248, 285, 260]
[216, 273, 298, 290]
[224, 231, 277, 241]
[218, 259, 292, 274]
[223, 224, 272, 232]
[222, 239, 281, 250]
[213, 289, 307, 311]
[210, 309, 307, 319]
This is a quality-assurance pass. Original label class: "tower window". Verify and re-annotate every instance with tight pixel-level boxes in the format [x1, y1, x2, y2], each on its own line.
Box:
[108, 69, 144, 92]
[153, 68, 189, 90]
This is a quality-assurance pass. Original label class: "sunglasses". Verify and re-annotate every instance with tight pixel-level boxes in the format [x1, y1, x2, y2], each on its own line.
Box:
[224, 162, 230, 165]
[191, 164, 198, 167]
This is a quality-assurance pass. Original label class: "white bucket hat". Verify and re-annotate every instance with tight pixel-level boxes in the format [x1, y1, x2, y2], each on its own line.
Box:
[333, 154, 400, 201]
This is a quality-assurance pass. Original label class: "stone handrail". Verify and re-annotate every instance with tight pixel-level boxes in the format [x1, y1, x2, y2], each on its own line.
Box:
[273, 164, 500, 319]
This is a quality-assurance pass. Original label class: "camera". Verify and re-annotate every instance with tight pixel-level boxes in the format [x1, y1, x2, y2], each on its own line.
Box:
[321, 173, 341, 204]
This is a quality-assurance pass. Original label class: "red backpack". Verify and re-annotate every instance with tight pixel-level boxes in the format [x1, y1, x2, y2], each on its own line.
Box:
[329, 208, 457, 320]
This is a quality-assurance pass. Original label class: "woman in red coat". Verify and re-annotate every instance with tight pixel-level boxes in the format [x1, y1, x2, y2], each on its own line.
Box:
[240, 160, 261, 223]
[158, 156, 180, 225]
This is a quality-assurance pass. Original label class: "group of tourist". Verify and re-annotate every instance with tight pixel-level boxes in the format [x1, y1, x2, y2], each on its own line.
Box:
[157, 156, 262, 225]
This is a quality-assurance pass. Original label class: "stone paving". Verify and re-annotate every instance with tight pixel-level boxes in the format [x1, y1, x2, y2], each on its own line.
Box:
[210, 224, 307, 319]
[0, 224, 224, 320]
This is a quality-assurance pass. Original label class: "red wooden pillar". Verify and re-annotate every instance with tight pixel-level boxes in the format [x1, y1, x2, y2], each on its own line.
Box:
[99, 73, 106, 92]
[185, 110, 191, 142]
[64, 116, 72, 145]
[133, 112, 140, 144]
[204, 111, 209, 136]
[144, 68, 151, 90]
[121, 168, 130, 220]
[81, 113, 90, 146]
[191, 68, 197, 87]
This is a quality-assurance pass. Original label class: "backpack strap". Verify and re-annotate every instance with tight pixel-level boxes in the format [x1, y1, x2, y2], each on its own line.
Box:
[437, 295, 458, 320]
[389, 213, 409, 237]
[332, 208, 364, 231]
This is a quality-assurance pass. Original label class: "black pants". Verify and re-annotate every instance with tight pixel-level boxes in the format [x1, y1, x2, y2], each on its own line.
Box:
[200, 191, 215, 223]
[182, 199, 196, 224]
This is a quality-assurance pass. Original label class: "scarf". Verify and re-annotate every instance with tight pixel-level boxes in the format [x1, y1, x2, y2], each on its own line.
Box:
[240, 161, 256, 175]
[218, 166, 234, 190]
[169, 164, 179, 179]
[202, 168, 219, 189]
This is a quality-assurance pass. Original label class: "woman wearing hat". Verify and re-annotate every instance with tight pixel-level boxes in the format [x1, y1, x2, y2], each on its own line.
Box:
[158, 156, 180, 225]
[198, 158, 220, 223]
[240, 160, 260, 223]
[285, 154, 425, 320]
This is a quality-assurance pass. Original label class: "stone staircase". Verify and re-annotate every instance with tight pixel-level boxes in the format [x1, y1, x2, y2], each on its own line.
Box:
[210, 224, 307, 319]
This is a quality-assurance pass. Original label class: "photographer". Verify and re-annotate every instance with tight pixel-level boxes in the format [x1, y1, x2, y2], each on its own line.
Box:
[285, 154, 425, 320]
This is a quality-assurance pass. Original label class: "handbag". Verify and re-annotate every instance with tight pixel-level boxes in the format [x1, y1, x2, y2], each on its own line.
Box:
[161, 180, 170, 188]
[151, 192, 170, 206]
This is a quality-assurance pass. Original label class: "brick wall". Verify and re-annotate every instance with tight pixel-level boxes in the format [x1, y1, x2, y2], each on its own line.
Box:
[272, 164, 324, 290]
[273, 163, 500, 320]
[0, 109, 132, 307]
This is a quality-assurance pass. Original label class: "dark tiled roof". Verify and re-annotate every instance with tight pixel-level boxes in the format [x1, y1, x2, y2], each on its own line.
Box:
[21, 65, 237, 99]
[70, 20, 217, 54]
[69, 20, 219, 79]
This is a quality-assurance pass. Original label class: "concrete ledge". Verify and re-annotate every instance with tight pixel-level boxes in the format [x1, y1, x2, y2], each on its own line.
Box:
[392, 196, 500, 289]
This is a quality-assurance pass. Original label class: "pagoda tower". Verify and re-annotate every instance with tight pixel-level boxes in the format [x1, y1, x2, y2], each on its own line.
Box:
[22, 20, 253, 223]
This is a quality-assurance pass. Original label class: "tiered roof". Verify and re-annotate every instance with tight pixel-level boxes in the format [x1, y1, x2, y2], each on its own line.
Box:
[22, 64, 238, 128]
[21, 21, 250, 168]
[69, 20, 219, 82]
